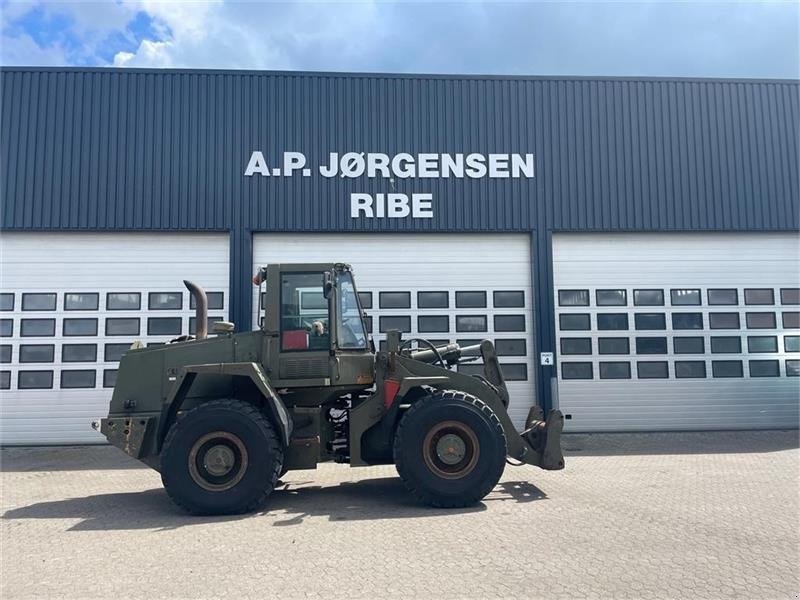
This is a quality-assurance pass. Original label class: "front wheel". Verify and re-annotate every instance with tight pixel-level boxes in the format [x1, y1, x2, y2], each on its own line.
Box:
[160, 399, 284, 515]
[393, 391, 507, 508]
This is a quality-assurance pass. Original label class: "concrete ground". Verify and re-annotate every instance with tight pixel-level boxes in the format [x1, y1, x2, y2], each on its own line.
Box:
[1, 431, 798, 600]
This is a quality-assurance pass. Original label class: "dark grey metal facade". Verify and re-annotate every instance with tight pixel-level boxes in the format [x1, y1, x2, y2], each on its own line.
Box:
[2, 67, 798, 410]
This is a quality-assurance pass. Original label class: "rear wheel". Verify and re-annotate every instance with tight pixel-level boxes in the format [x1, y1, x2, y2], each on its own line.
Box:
[393, 391, 506, 508]
[160, 399, 283, 515]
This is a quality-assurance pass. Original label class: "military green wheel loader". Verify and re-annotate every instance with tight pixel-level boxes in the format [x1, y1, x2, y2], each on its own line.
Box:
[97, 263, 564, 515]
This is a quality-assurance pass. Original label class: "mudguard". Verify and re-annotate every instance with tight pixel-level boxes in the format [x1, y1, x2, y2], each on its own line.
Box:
[158, 362, 293, 447]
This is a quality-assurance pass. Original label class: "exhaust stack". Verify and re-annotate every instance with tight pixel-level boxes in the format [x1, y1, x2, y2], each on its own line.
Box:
[183, 280, 208, 340]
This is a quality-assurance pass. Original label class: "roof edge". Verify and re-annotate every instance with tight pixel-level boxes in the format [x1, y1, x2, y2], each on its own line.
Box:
[0, 65, 798, 85]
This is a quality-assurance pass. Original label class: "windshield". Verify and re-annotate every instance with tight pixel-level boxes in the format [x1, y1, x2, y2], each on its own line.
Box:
[336, 271, 368, 349]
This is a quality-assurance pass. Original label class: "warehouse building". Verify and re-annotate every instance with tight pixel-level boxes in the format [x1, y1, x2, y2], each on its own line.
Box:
[0, 67, 798, 444]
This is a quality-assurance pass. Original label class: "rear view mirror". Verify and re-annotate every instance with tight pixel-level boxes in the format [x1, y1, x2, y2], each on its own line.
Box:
[323, 271, 334, 299]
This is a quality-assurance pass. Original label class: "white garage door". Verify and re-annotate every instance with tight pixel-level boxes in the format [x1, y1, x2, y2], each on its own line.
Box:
[553, 232, 800, 432]
[253, 233, 536, 427]
[0, 232, 230, 445]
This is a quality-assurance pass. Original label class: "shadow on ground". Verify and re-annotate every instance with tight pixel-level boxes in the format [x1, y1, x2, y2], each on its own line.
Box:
[1, 477, 546, 532]
[1, 445, 145, 472]
[563, 430, 799, 456]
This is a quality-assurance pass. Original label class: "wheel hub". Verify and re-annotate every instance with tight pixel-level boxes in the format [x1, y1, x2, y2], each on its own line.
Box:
[188, 431, 249, 492]
[423, 420, 480, 480]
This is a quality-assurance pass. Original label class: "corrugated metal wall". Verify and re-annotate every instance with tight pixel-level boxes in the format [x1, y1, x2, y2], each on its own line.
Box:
[1, 68, 798, 411]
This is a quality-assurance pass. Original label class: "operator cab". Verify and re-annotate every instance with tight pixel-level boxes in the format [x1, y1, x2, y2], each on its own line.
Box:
[254, 263, 374, 388]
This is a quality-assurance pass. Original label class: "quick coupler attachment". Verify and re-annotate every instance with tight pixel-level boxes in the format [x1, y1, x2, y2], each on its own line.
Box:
[521, 406, 565, 470]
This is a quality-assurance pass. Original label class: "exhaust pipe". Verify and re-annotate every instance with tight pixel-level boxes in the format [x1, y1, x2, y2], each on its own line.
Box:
[183, 280, 208, 340]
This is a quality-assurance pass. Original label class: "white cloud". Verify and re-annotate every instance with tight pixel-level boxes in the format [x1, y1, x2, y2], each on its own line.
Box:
[0, 29, 68, 65]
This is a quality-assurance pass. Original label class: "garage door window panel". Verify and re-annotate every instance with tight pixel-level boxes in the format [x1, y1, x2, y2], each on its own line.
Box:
[712, 360, 743, 378]
[457, 363, 484, 376]
[362, 315, 372, 333]
[501, 363, 528, 381]
[598, 337, 630, 355]
[103, 369, 118, 388]
[417, 315, 449, 333]
[785, 336, 800, 352]
[21, 319, 55, 337]
[19, 344, 55, 363]
[637, 361, 668, 379]
[149, 292, 183, 310]
[104, 343, 131, 362]
[65, 293, 99, 311]
[673, 337, 704, 354]
[379, 292, 411, 309]
[191, 292, 224, 310]
[455, 291, 487, 308]
[746, 312, 776, 329]
[670, 289, 701, 306]
[595, 289, 627, 306]
[494, 314, 525, 332]
[107, 293, 141, 310]
[749, 360, 779, 378]
[493, 291, 524, 308]
[709, 313, 740, 329]
[456, 339, 482, 355]
[0, 345, 10, 363]
[379, 316, 411, 333]
[357, 292, 373, 309]
[18, 370, 53, 389]
[560, 338, 592, 355]
[562, 362, 593, 380]
[149, 317, 183, 336]
[744, 289, 774, 305]
[747, 336, 777, 353]
[559, 314, 590, 331]
[0, 319, 13, 337]
[780, 288, 800, 305]
[597, 313, 629, 331]
[672, 313, 703, 330]
[711, 336, 741, 354]
[0, 294, 14, 311]
[0, 371, 9, 389]
[634, 313, 666, 330]
[600, 362, 631, 379]
[635, 337, 667, 355]
[786, 360, 800, 377]
[106, 318, 140, 336]
[455, 315, 487, 333]
[783, 312, 800, 329]
[708, 289, 738, 305]
[61, 370, 96, 389]
[21, 293, 57, 311]
[63, 318, 98, 337]
[675, 361, 706, 378]
[558, 289, 589, 307]
[189, 317, 222, 335]
[495, 339, 527, 356]
[634, 289, 664, 306]
[417, 291, 448, 309]
[63, 344, 97, 362]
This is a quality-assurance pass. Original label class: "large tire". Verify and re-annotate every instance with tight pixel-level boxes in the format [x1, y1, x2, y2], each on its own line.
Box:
[160, 399, 283, 515]
[393, 391, 507, 508]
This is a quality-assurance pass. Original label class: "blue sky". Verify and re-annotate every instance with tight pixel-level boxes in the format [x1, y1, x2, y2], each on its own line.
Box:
[1, 1, 798, 78]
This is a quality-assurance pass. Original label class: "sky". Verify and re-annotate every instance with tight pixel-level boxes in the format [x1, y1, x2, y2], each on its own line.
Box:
[0, 1, 798, 79]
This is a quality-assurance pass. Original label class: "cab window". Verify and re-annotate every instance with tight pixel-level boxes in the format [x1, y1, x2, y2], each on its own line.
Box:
[280, 273, 329, 351]
[336, 272, 368, 349]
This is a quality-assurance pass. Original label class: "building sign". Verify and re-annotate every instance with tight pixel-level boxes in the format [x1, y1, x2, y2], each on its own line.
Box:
[244, 151, 534, 219]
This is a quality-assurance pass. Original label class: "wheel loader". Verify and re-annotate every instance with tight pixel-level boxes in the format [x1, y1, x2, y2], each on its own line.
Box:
[97, 263, 564, 515]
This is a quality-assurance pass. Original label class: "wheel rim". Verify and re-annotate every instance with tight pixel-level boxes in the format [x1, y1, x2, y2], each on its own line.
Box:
[422, 420, 480, 480]
[188, 431, 248, 492]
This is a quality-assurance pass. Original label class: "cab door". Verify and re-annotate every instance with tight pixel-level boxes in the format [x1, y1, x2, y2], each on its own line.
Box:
[274, 270, 332, 385]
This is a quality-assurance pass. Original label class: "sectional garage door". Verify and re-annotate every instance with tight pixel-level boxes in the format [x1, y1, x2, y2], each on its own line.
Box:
[553, 232, 800, 432]
[0, 232, 230, 445]
[253, 233, 536, 427]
